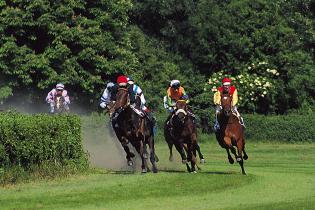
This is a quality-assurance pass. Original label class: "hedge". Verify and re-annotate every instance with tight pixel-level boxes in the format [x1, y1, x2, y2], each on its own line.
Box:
[0, 112, 88, 168]
[155, 111, 315, 142]
[243, 114, 315, 142]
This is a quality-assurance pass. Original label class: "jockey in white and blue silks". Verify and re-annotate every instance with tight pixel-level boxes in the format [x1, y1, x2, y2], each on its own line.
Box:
[100, 82, 117, 109]
[46, 83, 70, 113]
[127, 76, 157, 132]
[127, 77, 148, 112]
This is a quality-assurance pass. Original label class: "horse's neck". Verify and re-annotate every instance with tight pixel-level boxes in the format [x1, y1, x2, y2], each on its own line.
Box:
[219, 113, 238, 124]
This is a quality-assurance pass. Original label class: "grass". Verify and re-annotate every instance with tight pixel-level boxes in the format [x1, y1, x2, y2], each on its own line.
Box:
[0, 139, 314, 210]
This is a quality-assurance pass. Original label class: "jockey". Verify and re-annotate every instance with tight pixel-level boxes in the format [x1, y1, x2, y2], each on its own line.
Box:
[213, 77, 244, 131]
[127, 76, 156, 128]
[45, 83, 70, 113]
[100, 82, 118, 109]
[166, 80, 194, 126]
[166, 80, 189, 112]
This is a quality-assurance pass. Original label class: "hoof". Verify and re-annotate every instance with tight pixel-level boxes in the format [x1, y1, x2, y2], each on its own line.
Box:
[200, 159, 205, 164]
[191, 170, 197, 174]
[127, 160, 133, 166]
[243, 155, 248, 160]
[141, 168, 147, 173]
[236, 157, 242, 162]
[129, 152, 135, 158]
[182, 159, 187, 164]
[152, 166, 158, 173]
[169, 156, 174, 162]
[228, 158, 234, 164]
[242, 171, 246, 175]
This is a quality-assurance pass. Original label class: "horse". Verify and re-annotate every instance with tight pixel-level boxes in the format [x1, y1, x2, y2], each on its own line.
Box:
[215, 93, 248, 175]
[108, 87, 156, 173]
[129, 95, 158, 173]
[164, 100, 198, 173]
[53, 96, 68, 114]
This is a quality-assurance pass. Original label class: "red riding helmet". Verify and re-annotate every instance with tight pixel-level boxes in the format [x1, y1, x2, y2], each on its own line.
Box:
[222, 77, 232, 85]
[117, 75, 128, 86]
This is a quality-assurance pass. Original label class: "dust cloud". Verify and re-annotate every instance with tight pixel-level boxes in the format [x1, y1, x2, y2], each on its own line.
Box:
[82, 120, 141, 171]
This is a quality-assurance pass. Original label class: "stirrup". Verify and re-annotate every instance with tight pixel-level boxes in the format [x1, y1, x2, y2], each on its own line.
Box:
[214, 122, 220, 131]
[239, 118, 245, 128]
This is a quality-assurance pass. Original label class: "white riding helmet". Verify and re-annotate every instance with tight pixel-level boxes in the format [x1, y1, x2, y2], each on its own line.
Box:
[56, 83, 64, 90]
[170, 80, 180, 88]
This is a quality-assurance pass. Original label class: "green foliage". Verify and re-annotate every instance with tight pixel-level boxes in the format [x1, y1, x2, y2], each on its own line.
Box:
[132, 0, 314, 114]
[0, 111, 88, 168]
[244, 113, 315, 142]
[205, 62, 280, 113]
[0, 0, 137, 103]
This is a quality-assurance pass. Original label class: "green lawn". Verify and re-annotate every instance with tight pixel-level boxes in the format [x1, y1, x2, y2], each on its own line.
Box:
[1, 140, 314, 210]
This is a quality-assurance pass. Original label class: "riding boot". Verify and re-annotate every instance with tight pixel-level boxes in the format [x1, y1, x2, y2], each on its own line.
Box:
[111, 111, 119, 128]
[239, 116, 245, 128]
[214, 112, 220, 131]
[145, 111, 157, 135]
[49, 103, 55, 114]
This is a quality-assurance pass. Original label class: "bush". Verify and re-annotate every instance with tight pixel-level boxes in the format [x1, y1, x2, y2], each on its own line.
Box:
[244, 113, 315, 142]
[0, 111, 88, 168]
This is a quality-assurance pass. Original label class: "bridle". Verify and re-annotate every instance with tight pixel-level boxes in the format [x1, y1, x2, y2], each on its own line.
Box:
[174, 100, 188, 123]
[109, 87, 130, 117]
[221, 94, 232, 117]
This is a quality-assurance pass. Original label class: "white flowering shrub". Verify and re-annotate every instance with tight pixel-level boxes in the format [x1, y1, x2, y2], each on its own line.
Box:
[205, 62, 280, 112]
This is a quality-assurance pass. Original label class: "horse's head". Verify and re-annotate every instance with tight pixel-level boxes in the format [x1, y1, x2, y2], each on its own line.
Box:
[221, 93, 232, 117]
[54, 96, 65, 113]
[174, 100, 188, 124]
[109, 87, 129, 116]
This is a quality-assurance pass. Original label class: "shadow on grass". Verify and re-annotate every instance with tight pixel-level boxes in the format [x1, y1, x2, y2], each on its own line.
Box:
[159, 168, 236, 175]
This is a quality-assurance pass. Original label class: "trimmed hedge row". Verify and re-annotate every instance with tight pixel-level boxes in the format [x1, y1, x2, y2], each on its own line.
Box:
[155, 111, 315, 142]
[0, 112, 88, 168]
[244, 114, 315, 142]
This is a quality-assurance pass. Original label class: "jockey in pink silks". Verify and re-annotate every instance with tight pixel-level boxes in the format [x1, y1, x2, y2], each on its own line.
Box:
[45, 83, 70, 113]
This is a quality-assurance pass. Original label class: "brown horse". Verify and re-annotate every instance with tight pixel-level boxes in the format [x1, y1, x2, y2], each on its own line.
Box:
[109, 87, 157, 173]
[215, 93, 248, 175]
[164, 100, 198, 172]
[130, 95, 158, 173]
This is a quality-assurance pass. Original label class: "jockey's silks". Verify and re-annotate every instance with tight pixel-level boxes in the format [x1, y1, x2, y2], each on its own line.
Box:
[167, 87, 186, 101]
[214, 86, 238, 106]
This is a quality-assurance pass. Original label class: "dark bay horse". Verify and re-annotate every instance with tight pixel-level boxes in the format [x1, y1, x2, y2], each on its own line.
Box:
[164, 100, 198, 172]
[109, 87, 157, 173]
[215, 93, 248, 175]
[130, 95, 158, 173]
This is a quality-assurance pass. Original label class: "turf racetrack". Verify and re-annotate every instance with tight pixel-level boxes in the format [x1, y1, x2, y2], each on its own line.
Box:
[1, 141, 314, 210]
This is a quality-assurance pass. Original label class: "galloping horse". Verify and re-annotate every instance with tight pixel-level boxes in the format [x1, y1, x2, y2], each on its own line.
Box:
[54, 96, 68, 114]
[130, 95, 158, 173]
[109, 87, 157, 173]
[164, 100, 198, 172]
[215, 93, 248, 175]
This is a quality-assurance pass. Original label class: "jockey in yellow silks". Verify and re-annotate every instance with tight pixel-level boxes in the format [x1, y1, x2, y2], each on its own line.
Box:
[213, 77, 244, 131]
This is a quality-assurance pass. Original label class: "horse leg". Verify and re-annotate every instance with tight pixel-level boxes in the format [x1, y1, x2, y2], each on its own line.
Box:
[224, 136, 234, 164]
[226, 148, 234, 164]
[148, 136, 158, 173]
[196, 143, 205, 164]
[189, 142, 197, 173]
[243, 144, 248, 160]
[119, 136, 134, 166]
[134, 140, 147, 173]
[237, 141, 246, 175]
[174, 142, 187, 164]
[168, 142, 174, 162]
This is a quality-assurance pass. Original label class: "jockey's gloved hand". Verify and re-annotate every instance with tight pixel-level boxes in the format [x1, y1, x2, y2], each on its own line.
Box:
[100, 102, 107, 109]
[168, 107, 174, 113]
